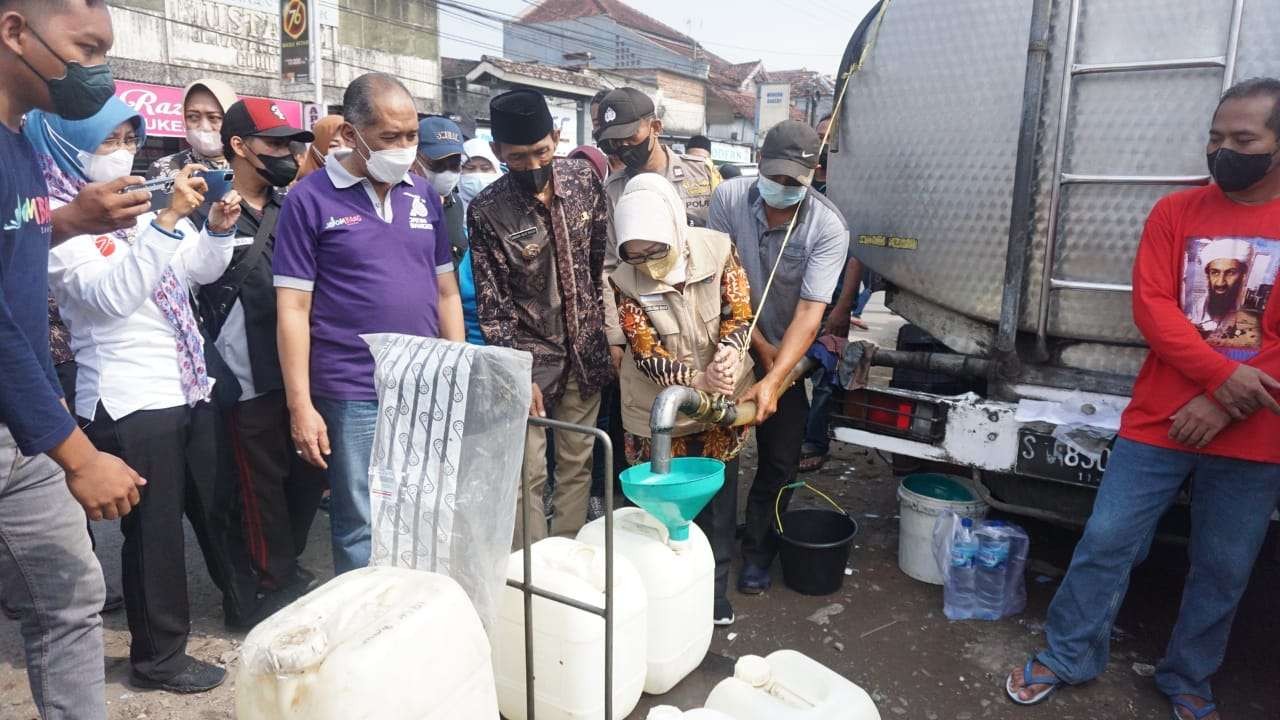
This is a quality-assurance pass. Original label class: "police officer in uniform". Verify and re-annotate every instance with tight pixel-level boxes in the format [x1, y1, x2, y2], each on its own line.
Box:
[596, 87, 721, 349]
[597, 88, 719, 242]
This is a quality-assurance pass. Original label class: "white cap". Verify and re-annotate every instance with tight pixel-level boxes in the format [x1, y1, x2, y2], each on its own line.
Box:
[734, 655, 772, 687]
[1199, 238, 1254, 267]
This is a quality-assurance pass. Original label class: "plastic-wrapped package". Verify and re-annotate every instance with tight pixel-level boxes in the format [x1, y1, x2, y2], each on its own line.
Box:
[932, 511, 1029, 620]
[362, 333, 532, 637]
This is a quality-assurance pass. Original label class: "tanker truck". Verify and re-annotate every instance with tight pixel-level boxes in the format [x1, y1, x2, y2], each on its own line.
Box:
[825, 0, 1279, 523]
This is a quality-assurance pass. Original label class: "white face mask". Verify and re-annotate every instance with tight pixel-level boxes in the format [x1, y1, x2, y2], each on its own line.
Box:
[79, 148, 136, 184]
[458, 172, 500, 204]
[354, 128, 416, 183]
[329, 147, 354, 162]
[427, 169, 460, 197]
[186, 128, 223, 158]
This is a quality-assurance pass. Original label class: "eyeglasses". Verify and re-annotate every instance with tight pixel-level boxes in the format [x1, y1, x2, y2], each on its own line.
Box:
[100, 136, 140, 152]
[620, 245, 669, 265]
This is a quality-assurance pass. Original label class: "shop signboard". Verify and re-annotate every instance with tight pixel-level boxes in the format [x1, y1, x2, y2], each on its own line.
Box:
[115, 79, 304, 138]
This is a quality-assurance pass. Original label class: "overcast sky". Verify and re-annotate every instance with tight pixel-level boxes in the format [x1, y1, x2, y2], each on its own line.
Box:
[438, 0, 880, 76]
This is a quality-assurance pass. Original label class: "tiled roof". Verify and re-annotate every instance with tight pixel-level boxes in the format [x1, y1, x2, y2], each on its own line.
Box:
[472, 55, 602, 91]
[518, 0, 730, 75]
[518, 0, 688, 45]
[709, 86, 756, 119]
[441, 57, 480, 79]
[716, 60, 763, 89]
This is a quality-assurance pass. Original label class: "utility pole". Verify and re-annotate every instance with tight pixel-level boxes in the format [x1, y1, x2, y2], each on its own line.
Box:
[311, 0, 323, 111]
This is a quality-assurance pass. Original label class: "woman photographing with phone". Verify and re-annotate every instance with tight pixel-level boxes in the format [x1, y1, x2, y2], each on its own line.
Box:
[31, 99, 258, 694]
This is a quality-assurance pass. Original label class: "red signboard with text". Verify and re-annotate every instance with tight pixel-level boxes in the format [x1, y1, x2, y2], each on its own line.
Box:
[114, 80, 305, 139]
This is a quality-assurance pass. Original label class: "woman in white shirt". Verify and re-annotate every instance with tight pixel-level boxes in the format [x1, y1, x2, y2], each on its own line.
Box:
[31, 101, 251, 694]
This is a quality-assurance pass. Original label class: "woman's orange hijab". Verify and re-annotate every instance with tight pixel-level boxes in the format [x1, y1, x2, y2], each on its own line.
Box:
[296, 115, 346, 180]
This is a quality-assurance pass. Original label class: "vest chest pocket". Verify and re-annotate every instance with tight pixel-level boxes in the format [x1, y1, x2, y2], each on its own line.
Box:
[638, 299, 680, 338]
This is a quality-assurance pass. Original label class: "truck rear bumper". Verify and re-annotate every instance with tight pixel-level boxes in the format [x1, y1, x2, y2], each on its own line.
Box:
[833, 389, 1022, 472]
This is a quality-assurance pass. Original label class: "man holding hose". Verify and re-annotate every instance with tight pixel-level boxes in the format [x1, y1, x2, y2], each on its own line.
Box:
[709, 120, 851, 595]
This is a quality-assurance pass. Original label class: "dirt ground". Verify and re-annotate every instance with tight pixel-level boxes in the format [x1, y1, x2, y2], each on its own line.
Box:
[1, 298, 1277, 719]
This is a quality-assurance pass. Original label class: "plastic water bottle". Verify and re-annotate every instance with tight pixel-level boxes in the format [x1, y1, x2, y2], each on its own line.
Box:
[975, 522, 1011, 620]
[945, 518, 977, 619]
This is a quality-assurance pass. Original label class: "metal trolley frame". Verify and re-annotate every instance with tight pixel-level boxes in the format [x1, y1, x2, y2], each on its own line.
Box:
[506, 417, 616, 720]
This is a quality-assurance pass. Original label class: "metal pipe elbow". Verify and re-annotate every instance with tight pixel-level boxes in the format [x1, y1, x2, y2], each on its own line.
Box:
[649, 385, 707, 474]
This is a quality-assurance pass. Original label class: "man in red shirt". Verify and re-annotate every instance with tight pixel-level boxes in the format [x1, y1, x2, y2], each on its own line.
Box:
[1006, 78, 1280, 720]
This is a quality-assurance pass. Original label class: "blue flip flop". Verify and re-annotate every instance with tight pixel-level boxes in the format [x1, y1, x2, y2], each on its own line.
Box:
[1170, 696, 1218, 720]
[1005, 658, 1061, 706]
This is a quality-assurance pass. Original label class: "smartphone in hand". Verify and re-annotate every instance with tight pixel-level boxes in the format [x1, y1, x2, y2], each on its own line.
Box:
[131, 170, 235, 213]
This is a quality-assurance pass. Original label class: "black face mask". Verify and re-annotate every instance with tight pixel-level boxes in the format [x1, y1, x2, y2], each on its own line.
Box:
[614, 134, 653, 173]
[253, 152, 299, 188]
[818, 148, 829, 171]
[1207, 147, 1277, 193]
[18, 26, 115, 121]
[511, 165, 552, 195]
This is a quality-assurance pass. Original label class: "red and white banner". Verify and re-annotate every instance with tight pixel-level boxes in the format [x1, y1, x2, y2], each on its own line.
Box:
[114, 80, 305, 139]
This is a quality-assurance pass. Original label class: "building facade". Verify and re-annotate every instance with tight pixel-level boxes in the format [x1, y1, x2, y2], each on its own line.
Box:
[107, 0, 442, 161]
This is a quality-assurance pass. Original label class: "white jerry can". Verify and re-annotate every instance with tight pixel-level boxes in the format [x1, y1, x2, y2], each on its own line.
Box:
[495, 537, 648, 720]
[577, 507, 714, 694]
[235, 566, 498, 720]
[705, 650, 881, 720]
[647, 706, 738, 719]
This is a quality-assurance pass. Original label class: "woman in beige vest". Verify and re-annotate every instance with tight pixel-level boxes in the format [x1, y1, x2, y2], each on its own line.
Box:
[610, 173, 754, 625]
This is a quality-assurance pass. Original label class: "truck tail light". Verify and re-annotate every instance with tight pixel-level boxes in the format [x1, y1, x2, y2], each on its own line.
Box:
[836, 389, 947, 442]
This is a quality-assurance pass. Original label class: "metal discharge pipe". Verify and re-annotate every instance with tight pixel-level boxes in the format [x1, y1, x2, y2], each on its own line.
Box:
[649, 358, 817, 474]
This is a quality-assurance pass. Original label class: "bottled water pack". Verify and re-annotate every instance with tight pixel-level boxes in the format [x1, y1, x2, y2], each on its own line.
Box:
[934, 513, 1028, 621]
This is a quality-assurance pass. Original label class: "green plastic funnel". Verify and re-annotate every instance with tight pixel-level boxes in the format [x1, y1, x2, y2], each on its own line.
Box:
[620, 457, 725, 542]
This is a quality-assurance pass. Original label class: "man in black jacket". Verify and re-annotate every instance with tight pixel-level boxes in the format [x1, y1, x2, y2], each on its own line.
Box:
[202, 99, 324, 595]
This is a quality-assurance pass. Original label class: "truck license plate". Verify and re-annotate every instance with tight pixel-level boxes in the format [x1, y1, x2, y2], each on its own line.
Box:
[1015, 428, 1109, 487]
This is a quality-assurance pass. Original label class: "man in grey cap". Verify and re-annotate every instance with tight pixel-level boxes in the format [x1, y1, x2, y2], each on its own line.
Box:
[708, 120, 850, 595]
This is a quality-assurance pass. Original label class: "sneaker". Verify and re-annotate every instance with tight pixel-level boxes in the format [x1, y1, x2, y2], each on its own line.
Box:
[713, 597, 735, 626]
[737, 563, 771, 595]
[130, 658, 226, 694]
[284, 566, 320, 596]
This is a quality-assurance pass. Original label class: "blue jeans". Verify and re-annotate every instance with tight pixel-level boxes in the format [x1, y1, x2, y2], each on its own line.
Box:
[802, 366, 836, 455]
[1037, 438, 1280, 701]
[312, 398, 379, 574]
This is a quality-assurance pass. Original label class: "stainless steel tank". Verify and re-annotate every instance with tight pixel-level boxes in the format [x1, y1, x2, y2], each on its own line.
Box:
[827, 0, 1280, 381]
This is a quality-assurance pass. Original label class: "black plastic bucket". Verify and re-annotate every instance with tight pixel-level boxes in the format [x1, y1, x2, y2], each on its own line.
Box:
[776, 508, 859, 596]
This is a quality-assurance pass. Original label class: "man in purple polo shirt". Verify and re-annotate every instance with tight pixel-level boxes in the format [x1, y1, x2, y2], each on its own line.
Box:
[273, 72, 465, 573]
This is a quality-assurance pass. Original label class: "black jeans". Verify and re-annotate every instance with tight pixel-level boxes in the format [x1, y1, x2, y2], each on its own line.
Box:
[741, 382, 809, 568]
[83, 402, 258, 680]
[695, 457, 738, 601]
[227, 391, 325, 588]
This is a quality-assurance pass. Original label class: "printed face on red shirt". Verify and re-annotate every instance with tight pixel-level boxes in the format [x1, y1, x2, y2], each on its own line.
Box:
[1182, 236, 1279, 357]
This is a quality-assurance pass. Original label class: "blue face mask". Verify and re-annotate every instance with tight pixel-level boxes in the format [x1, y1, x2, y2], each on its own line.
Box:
[757, 175, 807, 209]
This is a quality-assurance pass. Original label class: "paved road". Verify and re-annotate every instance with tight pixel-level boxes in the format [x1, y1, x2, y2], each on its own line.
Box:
[2, 295, 1276, 718]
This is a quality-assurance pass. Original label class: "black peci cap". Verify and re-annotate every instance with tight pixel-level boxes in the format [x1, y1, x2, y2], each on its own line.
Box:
[759, 120, 821, 185]
[490, 88, 554, 146]
[686, 134, 712, 152]
[596, 87, 656, 141]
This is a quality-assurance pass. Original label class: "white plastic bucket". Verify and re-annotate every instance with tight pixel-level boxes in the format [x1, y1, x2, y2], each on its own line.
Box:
[897, 473, 988, 585]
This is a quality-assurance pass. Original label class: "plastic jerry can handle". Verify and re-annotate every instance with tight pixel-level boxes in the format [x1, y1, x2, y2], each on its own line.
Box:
[734, 655, 772, 687]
